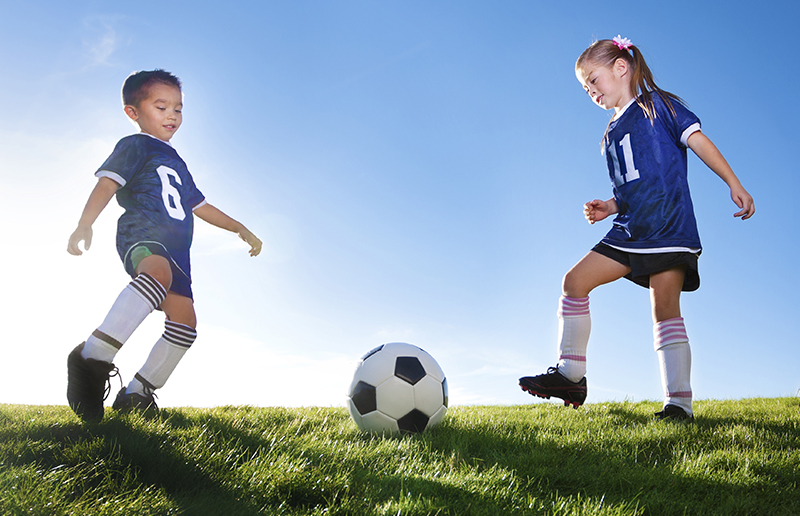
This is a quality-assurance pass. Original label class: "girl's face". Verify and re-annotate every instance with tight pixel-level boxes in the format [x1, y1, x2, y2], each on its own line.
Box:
[577, 58, 633, 113]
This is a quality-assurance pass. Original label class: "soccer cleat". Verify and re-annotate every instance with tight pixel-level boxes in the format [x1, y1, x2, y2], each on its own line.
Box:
[655, 404, 694, 422]
[519, 366, 587, 409]
[112, 387, 158, 413]
[67, 342, 119, 421]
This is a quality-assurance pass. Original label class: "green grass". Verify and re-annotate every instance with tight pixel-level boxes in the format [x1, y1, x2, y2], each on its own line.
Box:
[1, 398, 798, 515]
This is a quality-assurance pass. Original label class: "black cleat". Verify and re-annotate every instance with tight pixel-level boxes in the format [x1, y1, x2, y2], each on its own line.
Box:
[519, 367, 587, 409]
[67, 343, 119, 421]
[112, 387, 158, 413]
[655, 404, 694, 422]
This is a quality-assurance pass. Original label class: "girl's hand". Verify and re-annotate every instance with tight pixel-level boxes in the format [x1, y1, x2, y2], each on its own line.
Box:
[584, 199, 615, 225]
[238, 228, 262, 257]
[730, 184, 755, 220]
[68, 225, 93, 255]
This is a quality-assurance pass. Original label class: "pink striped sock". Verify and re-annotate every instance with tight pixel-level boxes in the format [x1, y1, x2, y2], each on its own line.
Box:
[654, 317, 692, 415]
[556, 296, 590, 382]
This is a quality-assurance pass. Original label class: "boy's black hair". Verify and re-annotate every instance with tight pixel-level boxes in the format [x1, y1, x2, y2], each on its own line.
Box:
[122, 69, 182, 107]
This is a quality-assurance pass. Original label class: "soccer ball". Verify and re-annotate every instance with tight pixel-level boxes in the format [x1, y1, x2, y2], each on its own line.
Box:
[347, 342, 448, 434]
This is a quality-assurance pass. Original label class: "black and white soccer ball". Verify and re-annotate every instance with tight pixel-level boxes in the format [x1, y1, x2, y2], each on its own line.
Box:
[347, 342, 448, 434]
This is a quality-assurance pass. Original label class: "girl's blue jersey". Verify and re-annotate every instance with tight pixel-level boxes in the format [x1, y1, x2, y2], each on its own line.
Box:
[602, 94, 702, 253]
[96, 133, 206, 270]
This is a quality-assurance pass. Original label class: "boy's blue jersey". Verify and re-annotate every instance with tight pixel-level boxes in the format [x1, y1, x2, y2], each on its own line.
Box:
[96, 133, 206, 275]
[602, 94, 702, 252]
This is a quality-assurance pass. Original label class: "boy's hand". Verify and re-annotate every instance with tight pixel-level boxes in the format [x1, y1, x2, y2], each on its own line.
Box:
[239, 228, 262, 257]
[730, 184, 755, 220]
[68, 226, 93, 255]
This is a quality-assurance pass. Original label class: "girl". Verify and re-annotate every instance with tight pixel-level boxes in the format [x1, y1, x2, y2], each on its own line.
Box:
[519, 36, 755, 420]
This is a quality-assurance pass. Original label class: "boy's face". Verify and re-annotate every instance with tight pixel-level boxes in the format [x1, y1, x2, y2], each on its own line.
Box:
[124, 82, 183, 141]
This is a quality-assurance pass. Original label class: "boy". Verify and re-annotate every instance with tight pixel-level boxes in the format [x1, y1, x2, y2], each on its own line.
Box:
[67, 69, 261, 421]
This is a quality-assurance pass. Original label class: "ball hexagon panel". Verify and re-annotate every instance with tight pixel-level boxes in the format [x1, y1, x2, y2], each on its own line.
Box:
[413, 375, 446, 416]
[360, 410, 400, 433]
[375, 377, 416, 420]
[347, 401, 363, 428]
[349, 347, 397, 390]
[414, 349, 446, 382]
[427, 405, 447, 428]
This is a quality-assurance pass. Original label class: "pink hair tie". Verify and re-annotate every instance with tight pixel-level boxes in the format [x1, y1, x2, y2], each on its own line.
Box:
[612, 35, 632, 51]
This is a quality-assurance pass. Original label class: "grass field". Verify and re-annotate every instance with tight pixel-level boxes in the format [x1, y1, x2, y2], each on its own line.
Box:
[1, 398, 798, 515]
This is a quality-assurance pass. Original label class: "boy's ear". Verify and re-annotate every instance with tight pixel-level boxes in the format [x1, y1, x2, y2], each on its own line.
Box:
[124, 105, 138, 121]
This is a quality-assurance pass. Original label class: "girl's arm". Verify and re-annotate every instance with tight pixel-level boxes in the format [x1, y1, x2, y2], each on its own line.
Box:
[67, 177, 120, 255]
[687, 131, 755, 220]
[584, 198, 618, 225]
[193, 203, 262, 257]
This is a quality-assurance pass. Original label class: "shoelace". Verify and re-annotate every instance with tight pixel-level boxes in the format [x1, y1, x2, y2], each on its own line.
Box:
[103, 366, 122, 402]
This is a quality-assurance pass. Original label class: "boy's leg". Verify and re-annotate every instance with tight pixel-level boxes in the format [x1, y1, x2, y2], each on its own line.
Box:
[520, 251, 629, 406]
[80, 272, 168, 362]
[114, 293, 197, 411]
[69, 270, 168, 420]
[650, 267, 693, 419]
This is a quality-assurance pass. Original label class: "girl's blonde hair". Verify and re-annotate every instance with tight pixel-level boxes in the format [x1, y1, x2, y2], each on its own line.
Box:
[576, 39, 683, 143]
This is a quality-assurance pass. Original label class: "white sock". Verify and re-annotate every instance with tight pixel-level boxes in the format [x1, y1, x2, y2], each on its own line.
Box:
[82, 273, 167, 363]
[128, 320, 197, 393]
[654, 317, 692, 415]
[556, 296, 591, 382]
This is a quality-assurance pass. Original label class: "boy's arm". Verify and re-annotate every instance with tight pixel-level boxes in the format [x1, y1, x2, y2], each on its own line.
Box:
[193, 203, 262, 257]
[687, 131, 755, 220]
[67, 177, 120, 255]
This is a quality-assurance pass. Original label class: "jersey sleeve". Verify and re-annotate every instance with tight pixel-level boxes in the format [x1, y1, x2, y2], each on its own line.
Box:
[660, 97, 701, 147]
[95, 136, 148, 186]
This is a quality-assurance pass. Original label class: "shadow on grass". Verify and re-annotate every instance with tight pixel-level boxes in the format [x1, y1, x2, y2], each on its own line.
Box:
[3, 402, 799, 515]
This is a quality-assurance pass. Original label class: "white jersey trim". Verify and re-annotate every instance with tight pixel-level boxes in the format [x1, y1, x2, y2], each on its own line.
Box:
[96, 170, 126, 186]
[606, 243, 701, 255]
[680, 123, 701, 147]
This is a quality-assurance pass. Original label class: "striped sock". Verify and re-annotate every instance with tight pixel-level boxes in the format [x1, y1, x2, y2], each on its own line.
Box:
[654, 317, 692, 415]
[556, 296, 591, 382]
[81, 273, 167, 363]
[129, 320, 197, 393]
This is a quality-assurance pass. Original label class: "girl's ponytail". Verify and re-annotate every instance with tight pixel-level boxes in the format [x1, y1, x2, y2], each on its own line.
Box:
[576, 37, 683, 143]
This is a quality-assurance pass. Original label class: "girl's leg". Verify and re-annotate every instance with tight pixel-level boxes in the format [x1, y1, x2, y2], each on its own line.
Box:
[650, 267, 693, 416]
[557, 251, 630, 381]
[520, 251, 630, 407]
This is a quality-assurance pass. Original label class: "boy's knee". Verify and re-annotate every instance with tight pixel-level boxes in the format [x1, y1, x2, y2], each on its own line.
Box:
[162, 294, 197, 328]
[135, 255, 173, 291]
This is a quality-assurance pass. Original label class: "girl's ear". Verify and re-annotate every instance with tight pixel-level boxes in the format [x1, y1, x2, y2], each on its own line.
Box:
[124, 105, 138, 121]
[614, 58, 629, 78]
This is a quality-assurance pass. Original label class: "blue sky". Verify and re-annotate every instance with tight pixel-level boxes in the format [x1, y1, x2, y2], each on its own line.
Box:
[1, 1, 797, 409]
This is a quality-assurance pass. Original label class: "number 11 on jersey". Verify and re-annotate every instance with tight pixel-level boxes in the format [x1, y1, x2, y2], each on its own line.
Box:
[609, 133, 640, 186]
